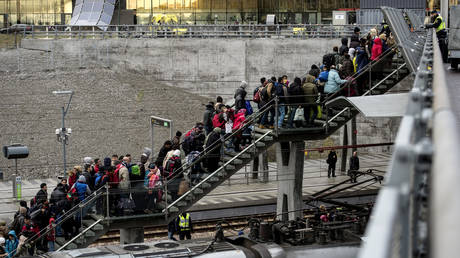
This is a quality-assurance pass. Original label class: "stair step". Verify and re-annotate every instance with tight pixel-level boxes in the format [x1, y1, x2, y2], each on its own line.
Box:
[253, 134, 274, 142]
[55, 237, 78, 250]
[185, 194, 194, 201]
[222, 156, 243, 165]
[218, 162, 236, 170]
[176, 201, 188, 207]
[201, 174, 220, 182]
[83, 229, 96, 237]
[384, 80, 395, 85]
[224, 151, 251, 159]
[168, 206, 179, 213]
[377, 85, 388, 90]
[217, 170, 227, 177]
[256, 142, 266, 148]
[201, 182, 211, 189]
[254, 127, 273, 134]
[82, 219, 104, 231]
[193, 188, 204, 194]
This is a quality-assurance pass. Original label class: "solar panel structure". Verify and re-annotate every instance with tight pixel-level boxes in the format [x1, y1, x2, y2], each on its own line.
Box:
[381, 6, 425, 73]
[69, 0, 115, 30]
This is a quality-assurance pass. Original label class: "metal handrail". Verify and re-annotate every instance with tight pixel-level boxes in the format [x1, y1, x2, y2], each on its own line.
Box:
[164, 130, 272, 212]
[15, 187, 106, 252]
[164, 97, 276, 185]
[56, 218, 103, 251]
[362, 62, 407, 96]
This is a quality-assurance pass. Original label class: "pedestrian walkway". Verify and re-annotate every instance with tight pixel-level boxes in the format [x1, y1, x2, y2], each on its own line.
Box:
[0, 153, 391, 222]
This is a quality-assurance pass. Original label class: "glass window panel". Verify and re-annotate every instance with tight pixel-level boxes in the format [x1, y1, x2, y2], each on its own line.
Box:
[137, 0, 144, 10]
[180, 12, 194, 24]
[227, 0, 240, 10]
[191, 0, 196, 8]
[127, 0, 136, 9]
[0, 1, 5, 13]
[70, 15, 78, 24]
[195, 12, 210, 22]
[168, 0, 175, 9]
[196, 0, 209, 10]
[144, 0, 151, 10]
[212, 0, 225, 10]
[176, 0, 182, 9]
[159, 0, 166, 9]
[152, 0, 159, 9]
[89, 12, 100, 22]
[183, 0, 190, 9]
[100, 12, 112, 24]
[103, 3, 114, 16]
[9, 0, 17, 13]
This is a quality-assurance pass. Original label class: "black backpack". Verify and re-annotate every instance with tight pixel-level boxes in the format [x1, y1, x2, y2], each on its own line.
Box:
[323, 53, 335, 68]
[260, 86, 269, 101]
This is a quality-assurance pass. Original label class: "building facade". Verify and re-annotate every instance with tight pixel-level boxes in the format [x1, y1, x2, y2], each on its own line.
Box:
[1, 0, 361, 27]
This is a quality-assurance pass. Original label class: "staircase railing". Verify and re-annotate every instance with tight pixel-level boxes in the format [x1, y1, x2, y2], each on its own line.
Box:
[56, 218, 103, 252]
[14, 187, 107, 254]
[164, 130, 273, 214]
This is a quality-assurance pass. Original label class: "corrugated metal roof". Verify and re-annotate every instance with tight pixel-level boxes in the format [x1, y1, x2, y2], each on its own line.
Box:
[360, 0, 426, 9]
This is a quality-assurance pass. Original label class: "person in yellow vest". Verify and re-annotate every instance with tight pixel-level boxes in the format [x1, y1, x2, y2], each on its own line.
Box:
[176, 212, 193, 240]
[426, 10, 448, 62]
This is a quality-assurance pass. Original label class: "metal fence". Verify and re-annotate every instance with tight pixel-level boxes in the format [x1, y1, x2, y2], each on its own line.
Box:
[358, 28, 450, 258]
[11, 24, 378, 40]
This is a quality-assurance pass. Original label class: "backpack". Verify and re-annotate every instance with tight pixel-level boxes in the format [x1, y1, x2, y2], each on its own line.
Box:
[212, 113, 225, 129]
[165, 156, 180, 177]
[245, 100, 253, 115]
[260, 86, 269, 101]
[95, 175, 108, 189]
[94, 173, 103, 187]
[66, 187, 79, 202]
[322, 53, 335, 68]
[253, 88, 262, 103]
[130, 164, 140, 176]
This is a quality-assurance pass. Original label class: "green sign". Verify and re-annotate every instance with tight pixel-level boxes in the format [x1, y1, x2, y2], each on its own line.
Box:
[151, 118, 171, 128]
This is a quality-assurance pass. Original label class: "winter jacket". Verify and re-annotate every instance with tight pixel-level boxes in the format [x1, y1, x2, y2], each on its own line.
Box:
[339, 38, 349, 56]
[203, 104, 215, 130]
[350, 156, 360, 171]
[73, 182, 91, 201]
[356, 46, 370, 72]
[234, 87, 247, 111]
[50, 184, 67, 204]
[371, 38, 383, 61]
[118, 164, 130, 190]
[287, 82, 303, 105]
[232, 110, 246, 131]
[274, 82, 288, 103]
[318, 70, 329, 83]
[302, 75, 319, 104]
[324, 69, 348, 94]
[68, 173, 77, 189]
[212, 112, 225, 129]
[82, 171, 94, 191]
[155, 146, 171, 167]
[340, 58, 354, 78]
[327, 151, 338, 165]
[35, 189, 48, 205]
[349, 33, 360, 49]
[5, 230, 18, 258]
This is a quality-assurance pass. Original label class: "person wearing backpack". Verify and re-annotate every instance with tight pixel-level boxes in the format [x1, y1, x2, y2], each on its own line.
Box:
[259, 77, 276, 129]
[165, 150, 183, 201]
[253, 78, 266, 116]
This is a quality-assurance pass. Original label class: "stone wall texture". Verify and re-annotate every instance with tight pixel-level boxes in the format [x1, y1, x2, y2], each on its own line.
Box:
[0, 38, 412, 179]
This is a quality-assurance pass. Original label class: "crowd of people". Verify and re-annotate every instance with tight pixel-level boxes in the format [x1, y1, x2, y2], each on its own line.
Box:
[0, 24, 393, 257]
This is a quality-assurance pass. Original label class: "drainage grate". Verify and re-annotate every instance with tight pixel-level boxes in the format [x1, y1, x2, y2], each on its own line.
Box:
[154, 242, 180, 249]
[123, 244, 150, 251]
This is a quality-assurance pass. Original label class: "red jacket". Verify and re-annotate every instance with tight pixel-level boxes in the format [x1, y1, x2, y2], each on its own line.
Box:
[371, 38, 383, 61]
[68, 174, 77, 189]
[232, 109, 246, 131]
[212, 112, 225, 129]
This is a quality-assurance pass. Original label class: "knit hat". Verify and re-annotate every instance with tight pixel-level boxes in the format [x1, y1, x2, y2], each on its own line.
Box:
[143, 147, 152, 158]
[83, 157, 93, 165]
[240, 81, 248, 89]
[148, 163, 156, 169]
[103, 157, 111, 167]
[173, 150, 181, 157]
[78, 175, 86, 183]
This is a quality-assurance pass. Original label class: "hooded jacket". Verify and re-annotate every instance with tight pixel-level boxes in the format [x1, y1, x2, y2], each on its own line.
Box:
[302, 75, 319, 104]
[339, 38, 349, 56]
[324, 69, 348, 94]
[5, 230, 18, 258]
[371, 38, 383, 61]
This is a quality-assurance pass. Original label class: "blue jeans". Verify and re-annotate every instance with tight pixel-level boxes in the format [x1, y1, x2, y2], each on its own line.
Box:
[260, 107, 275, 126]
[277, 105, 286, 127]
[48, 241, 55, 252]
[287, 107, 297, 127]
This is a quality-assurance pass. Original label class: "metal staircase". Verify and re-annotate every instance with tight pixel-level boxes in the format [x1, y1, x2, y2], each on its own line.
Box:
[22, 44, 413, 254]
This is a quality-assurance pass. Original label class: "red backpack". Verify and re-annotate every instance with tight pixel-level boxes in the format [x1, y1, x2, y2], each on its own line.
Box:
[212, 113, 225, 129]
[253, 87, 262, 103]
